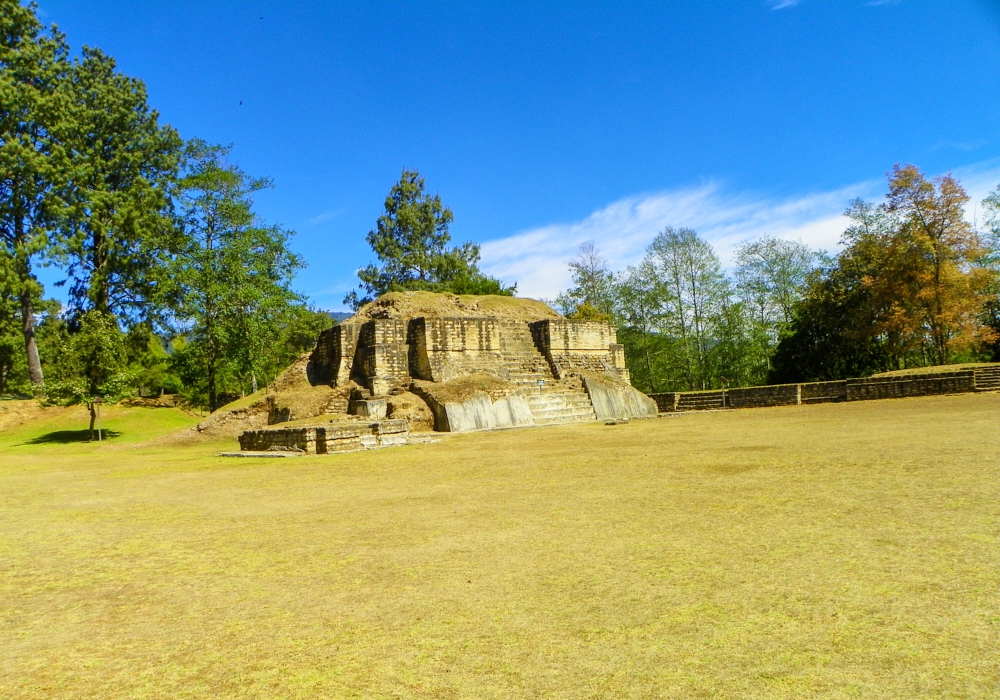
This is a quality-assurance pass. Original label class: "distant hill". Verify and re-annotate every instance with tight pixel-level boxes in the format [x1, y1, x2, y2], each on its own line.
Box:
[327, 312, 354, 323]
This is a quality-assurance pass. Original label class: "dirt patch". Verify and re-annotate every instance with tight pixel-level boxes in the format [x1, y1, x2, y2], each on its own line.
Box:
[387, 391, 434, 432]
[347, 291, 562, 323]
[412, 374, 518, 404]
[0, 399, 77, 432]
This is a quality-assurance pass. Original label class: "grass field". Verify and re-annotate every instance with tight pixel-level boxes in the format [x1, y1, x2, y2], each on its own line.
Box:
[1, 394, 998, 698]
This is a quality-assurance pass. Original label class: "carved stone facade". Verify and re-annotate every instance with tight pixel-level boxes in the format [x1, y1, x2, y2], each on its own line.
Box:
[310, 317, 630, 393]
[238, 303, 657, 452]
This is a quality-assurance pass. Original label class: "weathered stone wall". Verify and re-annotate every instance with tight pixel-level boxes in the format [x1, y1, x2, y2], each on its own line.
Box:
[239, 419, 409, 454]
[410, 317, 506, 382]
[582, 374, 657, 420]
[845, 372, 975, 401]
[530, 319, 626, 379]
[800, 380, 847, 403]
[412, 383, 535, 432]
[356, 319, 410, 393]
[309, 323, 361, 385]
[726, 384, 800, 409]
[314, 314, 629, 395]
[648, 370, 987, 413]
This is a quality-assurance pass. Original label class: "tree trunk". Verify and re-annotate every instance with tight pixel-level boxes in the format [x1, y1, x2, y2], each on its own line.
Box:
[88, 403, 96, 441]
[19, 283, 44, 387]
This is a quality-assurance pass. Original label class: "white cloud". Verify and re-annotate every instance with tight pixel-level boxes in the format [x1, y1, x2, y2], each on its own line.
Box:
[772, 0, 800, 8]
[481, 161, 1000, 301]
[305, 209, 345, 225]
[480, 180, 875, 300]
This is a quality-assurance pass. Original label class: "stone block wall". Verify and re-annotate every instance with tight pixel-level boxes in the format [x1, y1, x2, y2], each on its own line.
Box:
[726, 384, 800, 409]
[239, 419, 409, 454]
[845, 372, 975, 401]
[647, 370, 987, 413]
[800, 380, 847, 403]
[309, 323, 361, 385]
[410, 317, 506, 382]
[308, 313, 636, 407]
[530, 319, 627, 379]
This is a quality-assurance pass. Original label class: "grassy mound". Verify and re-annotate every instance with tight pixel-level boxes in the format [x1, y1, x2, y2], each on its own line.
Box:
[870, 361, 1000, 377]
[347, 290, 562, 322]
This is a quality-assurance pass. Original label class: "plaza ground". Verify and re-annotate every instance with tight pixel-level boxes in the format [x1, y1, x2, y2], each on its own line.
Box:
[1, 393, 997, 698]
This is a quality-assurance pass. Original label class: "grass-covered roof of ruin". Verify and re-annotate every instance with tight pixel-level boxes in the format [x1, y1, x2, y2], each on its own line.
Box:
[346, 291, 563, 323]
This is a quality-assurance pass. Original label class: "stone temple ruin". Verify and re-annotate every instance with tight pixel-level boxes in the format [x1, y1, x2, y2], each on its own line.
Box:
[237, 292, 657, 454]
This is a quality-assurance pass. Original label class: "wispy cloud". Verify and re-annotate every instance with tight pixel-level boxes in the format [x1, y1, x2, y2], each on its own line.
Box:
[305, 209, 345, 225]
[482, 161, 1000, 301]
[481, 180, 875, 300]
[771, 0, 800, 9]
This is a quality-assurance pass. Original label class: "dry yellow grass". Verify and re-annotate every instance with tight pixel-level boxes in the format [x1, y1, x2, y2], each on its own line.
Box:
[348, 291, 562, 322]
[1, 394, 998, 698]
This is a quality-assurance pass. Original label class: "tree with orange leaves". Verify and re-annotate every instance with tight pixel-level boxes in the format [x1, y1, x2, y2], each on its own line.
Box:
[879, 164, 996, 365]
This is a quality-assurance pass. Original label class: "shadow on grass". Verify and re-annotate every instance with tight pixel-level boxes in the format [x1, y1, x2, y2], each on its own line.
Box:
[23, 429, 124, 445]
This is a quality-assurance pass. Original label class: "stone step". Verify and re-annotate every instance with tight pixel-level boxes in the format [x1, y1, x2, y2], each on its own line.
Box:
[531, 406, 595, 418]
[534, 412, 596, 425]
[528, 399, 593, 411]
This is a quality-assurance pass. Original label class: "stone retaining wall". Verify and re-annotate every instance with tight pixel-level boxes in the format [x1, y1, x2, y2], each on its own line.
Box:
[648, 369, 990, 413]
[239, 419, 409, 454]
[726, 383, 800, 409]
[845, 371, 975, 401]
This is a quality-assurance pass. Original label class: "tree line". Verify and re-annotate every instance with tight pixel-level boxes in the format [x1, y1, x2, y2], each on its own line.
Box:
[556, 165, 1000, 393]
[0, 2, 330, 429]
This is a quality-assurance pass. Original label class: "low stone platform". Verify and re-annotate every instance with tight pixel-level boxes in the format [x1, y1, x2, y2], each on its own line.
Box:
[238, 419, 409, 455]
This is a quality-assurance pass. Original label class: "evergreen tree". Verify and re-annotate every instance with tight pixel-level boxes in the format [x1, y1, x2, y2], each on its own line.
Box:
[346, 170, 514, 308]
[57, 47, 182, 322]
[0, 1, 71, 386]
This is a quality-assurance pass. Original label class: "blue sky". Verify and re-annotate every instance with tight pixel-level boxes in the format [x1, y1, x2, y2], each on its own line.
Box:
[33, 0, 1000, 308]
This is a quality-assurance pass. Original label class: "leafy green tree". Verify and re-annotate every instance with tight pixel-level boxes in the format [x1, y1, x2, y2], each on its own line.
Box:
[734, 235, 818, 378]
[57, 47, 182, 322]
[346, 170, 513, 308]
[269, 304, 335, 371]
[171, 141, 303, 410]
[980, 184, 1000, 360]
[556, 242, 616, 318]
[647, 227, 730, 390]
[613, 259, 672, 392]
[0, 1, 71, 386]
[45, 310, 134, 439]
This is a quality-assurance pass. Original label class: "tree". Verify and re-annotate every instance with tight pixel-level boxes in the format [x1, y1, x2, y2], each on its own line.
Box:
[0, 250, 26, 393]
[45, 310, 134, 440]
[56, 47, 182, 323]
[0, 1, 71, 386]
[733, 236, 818, 379]
[556, 242, 615, 318]
[171, 142, 303, 410]
[771, 168, 998, 380]
[613, 259, 671, 392]
[346, 170, 513, 308]
[881, 164, 994, 365]
[647, 227, 730, 390]
[980, 184, 1000, 360]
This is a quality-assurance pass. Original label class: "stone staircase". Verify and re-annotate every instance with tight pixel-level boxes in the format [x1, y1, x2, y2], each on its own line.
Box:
[674, 391, 726, 411]
[974, 365, 1000, 391]
[524, 377, 597, 426]
[497, 321, 597, 425]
